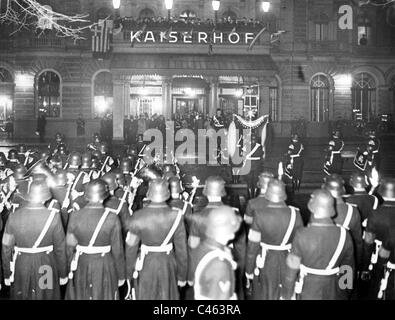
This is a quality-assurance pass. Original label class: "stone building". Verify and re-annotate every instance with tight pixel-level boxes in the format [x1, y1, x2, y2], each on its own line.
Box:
[0, 0, 394, 140]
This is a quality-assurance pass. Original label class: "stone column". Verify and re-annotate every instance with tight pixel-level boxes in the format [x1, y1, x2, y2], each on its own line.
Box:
[162, 77, 172, 120]
[112, 74, 130, 141]
[209, 77, 219, 117]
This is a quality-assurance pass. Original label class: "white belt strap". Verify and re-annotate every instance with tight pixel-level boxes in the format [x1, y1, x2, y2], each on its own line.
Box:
[369, 239, 383, 271]
[254, 207, 296, 275]
[378, 261, 395, 299]
[343, 204, 353, 230]
[295, 227, 346, 294]
[10, 209, 57, 283]
[69, 209, 111, 279]
[373, 196, 378, 210]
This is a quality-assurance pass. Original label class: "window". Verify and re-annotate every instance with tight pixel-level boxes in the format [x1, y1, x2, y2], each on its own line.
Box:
[180, 9, 197, 20]
[222, 10, 237, 21]
[0, 67, 13, 83]
[269, 87, 279, 122]
[93, 71, 113, 118]
[391, 76, 395, 116]
[357, 16, 371, 46]
[315, 23, 328, 41]
[310, 75, 330, 122]
[37, 71, 61, 118]
[139, 8, 155, 19]
[352, 73, 376, 121]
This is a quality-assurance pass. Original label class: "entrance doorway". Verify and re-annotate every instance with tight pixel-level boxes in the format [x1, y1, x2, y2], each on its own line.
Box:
[174, 98, 200, 117]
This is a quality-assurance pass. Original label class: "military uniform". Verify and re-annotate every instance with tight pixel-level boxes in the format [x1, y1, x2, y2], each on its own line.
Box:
[245, 180, 303, 300]
[285, 136, 304, 190]
[1, 181, 67, 300]
[324, 134, 344, 176]
[125, 202, 188, 300]
[377, 233, 395, 299]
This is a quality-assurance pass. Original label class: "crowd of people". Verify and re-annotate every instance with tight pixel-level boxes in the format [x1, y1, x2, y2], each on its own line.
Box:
[0, 122, 392, 301]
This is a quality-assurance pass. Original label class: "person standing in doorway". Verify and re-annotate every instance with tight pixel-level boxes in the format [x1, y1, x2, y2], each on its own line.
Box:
[36, 112, 47, 143]
[76, 113, 85, 137]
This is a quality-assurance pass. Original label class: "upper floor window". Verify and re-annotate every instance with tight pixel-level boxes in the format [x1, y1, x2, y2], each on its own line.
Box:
[93, 71, 113, 118]
[139, 8, 155, 19]
[0, 68, 13, 83]
[37, 70, 61, 118]
[269, 78, 280, 122]
[357, 16, 372, 46]
[315, 23, 328, 41]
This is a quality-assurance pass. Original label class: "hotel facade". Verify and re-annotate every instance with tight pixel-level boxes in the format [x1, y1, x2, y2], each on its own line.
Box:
[0, 0, 395, 140]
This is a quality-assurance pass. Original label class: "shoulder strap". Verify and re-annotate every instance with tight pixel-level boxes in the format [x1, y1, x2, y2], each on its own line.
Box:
[327, 227, 347, 270]
[372, 196, 378, 210]
[343, 204, 353, 230]
[71, 171, 84, 191]
[33, 209, 57, 249]
[281, 206, 297, 246]
[161, 208, 184, 247]
[88, 209, 111, 247]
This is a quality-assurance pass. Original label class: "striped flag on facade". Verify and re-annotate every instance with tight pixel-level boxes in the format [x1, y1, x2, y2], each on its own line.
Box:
[92, 19, 113, 59]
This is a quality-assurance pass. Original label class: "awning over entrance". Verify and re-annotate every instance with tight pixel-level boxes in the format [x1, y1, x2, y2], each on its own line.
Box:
[110, 54, 278, 77]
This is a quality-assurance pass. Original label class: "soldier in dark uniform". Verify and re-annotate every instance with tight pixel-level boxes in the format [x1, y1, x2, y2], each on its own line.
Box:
[2, 180, 68, 299]
[323, 130, 344, 176]
[0, 155, 12, 181]
[345, 172, 379, 229]
[17, 144, 35, 168]
[97, 143, 115, 175]
[323, 174, 363, 269]
[50, 169, 72, 228]
[353, 145, 369, 177]
[66, 179, 125, 300]
[188, 176, 246, 299]
[125, 178, 188, 300]
[367, 129, 380, 171]
[192, 205, 241, 300]
[86, 133, 102, 152]
[48, 132, 64, 155]
[285, 134, 304, 191]
[281, 189, 355, 300]
[244, 172, 274, 226]
[101, 172, 130, 233]
[362, 178, 395, 299]
[245, 179, 303, 300]
[54, 143, 69, 168]
[244, 135, 264, 198]
[6, 149, 20, 172]
[167, 176, 191, 218]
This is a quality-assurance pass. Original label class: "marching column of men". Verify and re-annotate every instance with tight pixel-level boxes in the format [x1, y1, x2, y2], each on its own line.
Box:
[0, 130, 394, 300]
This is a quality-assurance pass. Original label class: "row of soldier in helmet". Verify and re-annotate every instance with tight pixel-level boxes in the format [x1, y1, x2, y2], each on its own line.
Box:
[282, 129, 381, 192]
[0, 141, 393, 300]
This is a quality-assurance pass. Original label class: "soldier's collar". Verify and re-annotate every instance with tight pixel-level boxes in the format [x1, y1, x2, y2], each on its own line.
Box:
[86, 203, 105, 209]
[309, 217, 335, 226]
[147, 202, 168, 208]
[204, 238, 227, 251]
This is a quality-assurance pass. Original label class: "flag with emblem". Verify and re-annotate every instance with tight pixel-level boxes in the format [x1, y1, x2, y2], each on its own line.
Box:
[91, 19, 113, 59]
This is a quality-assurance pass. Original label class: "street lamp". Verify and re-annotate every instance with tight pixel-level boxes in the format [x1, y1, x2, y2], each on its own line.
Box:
[112, 0, 121, 10]
[212, 0, 220, 24]
[261, 1, 271, 13]
[165, 0, 173, 21]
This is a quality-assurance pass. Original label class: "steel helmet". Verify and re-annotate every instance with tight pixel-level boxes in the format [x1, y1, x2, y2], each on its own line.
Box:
[101, 172, 119, 191]
[205, 205, 242, 240]
[203, 176, 226, 198]
[27, 180, 52, 203]
[136, 166, 162, 182]
[93, 133, 101, 144]
[91, 157, 100, 169]
[146, 178, 170, 203]
[85, 179, 110, 203]
[264, 179, 287, 203]
[378, 178, 395, 200]
[120, 158, 132, 174]
[58, 143, 67, 155]
[291, 134, 299, 143]
[162, 163, 177, 175]
[322, 174, 345, 198]
[18, 144, 27, 154]
[169, 176, 183, 195]
[332, 129, 341, 138]
[13, 164, 27, 181]
[55, 132, 63, 142]
[54, 169, 68, 186]
[257, 172, 274, 192]
[111, 169, 126, 187]
[307, 189, 335, 218]
[99, 142, 109, 155]
[349, 172, 368, 190]
[81, 153, 92, 170]
[8, 149, 18, 160]
[68, 151, 82, 168]
[49, 154, 63, 169]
